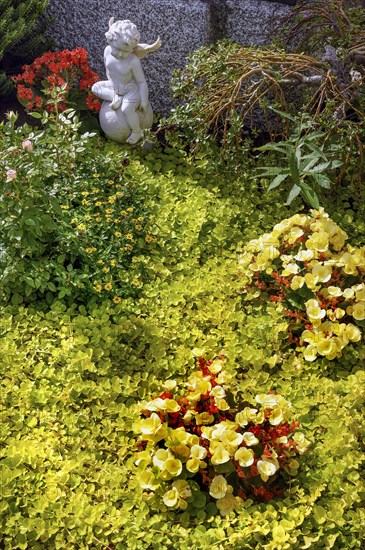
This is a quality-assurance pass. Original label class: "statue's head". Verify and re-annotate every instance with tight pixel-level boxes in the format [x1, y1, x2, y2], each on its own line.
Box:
[105, 18, 140, 55]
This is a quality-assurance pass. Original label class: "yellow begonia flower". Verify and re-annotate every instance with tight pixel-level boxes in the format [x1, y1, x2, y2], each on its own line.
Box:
[143, 398, 180, 413]
[173, 445, 190, 460]
[282, 263, 300, 276]
[303, 273, 320, 290]
[337, 252, 359, 275]
[327, 286, 342, 297]
[210, 445, 231, 465]
[211, 421, 238, 439]
[200, 426, 214, 440]
[312, 263, 332, 283]
[137, 469, 158, 490]
[209, 475, 229, 499]
[234, 447, 254, 467]
[188, 434, 200, 447]
[306, 231, 329, 252]
[164, 380, 177, 390]
[190, 445, 207, 460]
[138, 413, 167, 442]
[306, 299, 326, 322]
[163, 487, 179, 507]
[287, 226, 304, 243]
[291, 275, 305, 290]
[216, 493, 242, 516]
[242, 432, 259, 446]
[210, 385, 226, 399]
[350, 302, 365, 320]
[293, 432, 310, 454]
[164, 457, 183, 477]
[173, 479, 192, 499]
[269, 406, 284, 426]
[317, 339, 336, 356]
[345, 324, 362, 342]
[331, 233, 346, 251]
[208, 360, 223, 374]
[256, 394, 278, 408]
[235, 408, 264, 426]
[153, 448, 171, 470]
[195, 412, 215, 425]
[343, 288, 355, 299]
[295, 249, 314, 262]
[303, 344, 317, 362]
[215, 398, 230, 411]
[221, 430, 244, 448]
[355, 286, 365, 301]
[186, 457, 201, 473]
[257, 458, 279, 481]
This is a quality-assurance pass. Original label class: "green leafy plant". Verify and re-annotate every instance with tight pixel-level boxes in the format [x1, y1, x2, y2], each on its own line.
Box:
[0, 93, 152, 306]
[255, 111, 343, 208]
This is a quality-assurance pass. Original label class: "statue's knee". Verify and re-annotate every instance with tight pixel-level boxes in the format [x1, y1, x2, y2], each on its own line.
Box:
[121, 102, 135, 114]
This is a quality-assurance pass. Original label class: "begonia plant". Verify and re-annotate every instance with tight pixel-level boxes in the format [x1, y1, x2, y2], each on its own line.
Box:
[240, 208, 365, 361]
[134, 355, 309, 516]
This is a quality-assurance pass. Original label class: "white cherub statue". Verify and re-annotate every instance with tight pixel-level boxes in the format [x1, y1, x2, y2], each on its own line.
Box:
[92, 18, 161, 144]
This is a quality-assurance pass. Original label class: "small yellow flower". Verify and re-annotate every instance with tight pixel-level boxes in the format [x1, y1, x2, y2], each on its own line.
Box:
[110, 259, 117, 266]
[135, 224, 143, 231]
[145, 234, 153, 243]
[95, 216, 101, 222]
[60, 204, 69, 210]
[104, 282, 113, 291]
[93, 284, 102, 292]
[97, 259, 104, 265]
[76, 223, 86, 231]
[106, 208, 113, 214]
[127, 207, 134, 212]
[95, 201, 102, 207]
[102, 267, 110, 273]
[113, 296, 121, 304]
[126, 233, 134, 241]
[115, 231, 122, 238]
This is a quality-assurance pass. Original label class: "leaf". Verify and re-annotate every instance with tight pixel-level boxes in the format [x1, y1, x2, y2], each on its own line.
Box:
[289, 153, 301, 186]
[286, 184, 301, 205]
[267, 173, 289, 190]
[29, 112, 42, 119]
[299, 182, 320, 208]
[310, 174, 331, 189]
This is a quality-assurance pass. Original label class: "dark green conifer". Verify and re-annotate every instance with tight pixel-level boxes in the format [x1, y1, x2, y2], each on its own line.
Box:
[0, 0, 52, 95]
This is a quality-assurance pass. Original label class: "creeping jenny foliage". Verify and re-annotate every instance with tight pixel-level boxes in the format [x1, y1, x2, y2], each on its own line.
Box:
[1, 146, 364, 549]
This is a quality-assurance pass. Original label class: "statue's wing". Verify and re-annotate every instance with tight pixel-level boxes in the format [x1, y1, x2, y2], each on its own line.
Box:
[135, 37, 161, 59]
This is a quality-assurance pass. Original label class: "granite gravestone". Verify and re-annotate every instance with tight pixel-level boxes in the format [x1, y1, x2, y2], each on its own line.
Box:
[46, 0, 294, 114]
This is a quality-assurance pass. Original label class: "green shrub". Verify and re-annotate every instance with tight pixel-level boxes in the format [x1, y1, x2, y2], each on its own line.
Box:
[0, 107, 153, 306]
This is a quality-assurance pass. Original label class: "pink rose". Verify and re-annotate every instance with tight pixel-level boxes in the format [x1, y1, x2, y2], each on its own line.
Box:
[22, 140, 33, 151]
[6, 169, 17, 181]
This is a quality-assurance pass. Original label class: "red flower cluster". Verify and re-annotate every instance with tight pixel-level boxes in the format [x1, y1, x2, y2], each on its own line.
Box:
[13, 48, 101, 113]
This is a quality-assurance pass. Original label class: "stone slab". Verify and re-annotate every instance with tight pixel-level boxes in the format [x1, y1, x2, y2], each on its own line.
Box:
[225, 0, 292, 46]
[46, 0, 212, 114]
